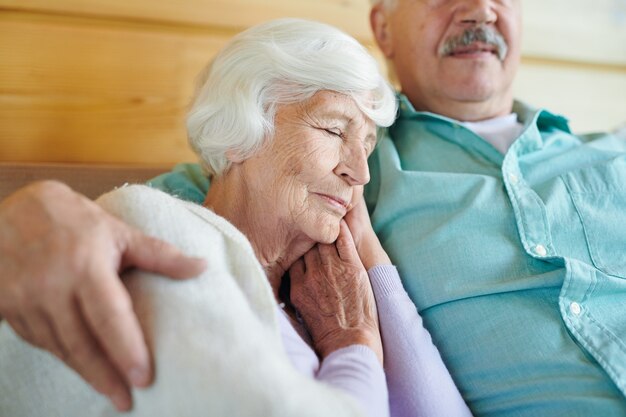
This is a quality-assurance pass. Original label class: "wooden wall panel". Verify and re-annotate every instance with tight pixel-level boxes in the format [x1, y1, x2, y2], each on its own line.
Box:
[5, 0, 625, 66]
[0, 0, 624, 165]
[0, 12, 230, 164]
[0, 0, 373, 41]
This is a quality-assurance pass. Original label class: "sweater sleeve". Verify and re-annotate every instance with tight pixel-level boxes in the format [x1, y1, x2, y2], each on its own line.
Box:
[369, 265, 473, 417]
[277, 308, 389, 417]
[317, 345, 389, 417]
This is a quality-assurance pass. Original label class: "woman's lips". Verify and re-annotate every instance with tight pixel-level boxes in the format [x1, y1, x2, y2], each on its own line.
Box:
[314, 193, 349, 212]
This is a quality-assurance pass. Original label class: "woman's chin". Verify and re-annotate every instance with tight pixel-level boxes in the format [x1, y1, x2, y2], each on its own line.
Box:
[308, 220, 340, 244]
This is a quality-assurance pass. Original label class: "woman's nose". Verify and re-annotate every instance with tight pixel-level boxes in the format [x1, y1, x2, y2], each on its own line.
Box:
[335, 146, 370, 186]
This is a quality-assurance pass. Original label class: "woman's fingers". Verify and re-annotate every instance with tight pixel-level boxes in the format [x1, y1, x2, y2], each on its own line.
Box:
[289, 258, 307, 302]
[303, 245, 323, 272]
[343, 194, 370, 241]
[335, 220, 360, 263]
[289, 258, 306, 280]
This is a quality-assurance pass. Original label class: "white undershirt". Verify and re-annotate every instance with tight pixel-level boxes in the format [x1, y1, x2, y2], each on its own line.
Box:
[460, 113, 524, 154]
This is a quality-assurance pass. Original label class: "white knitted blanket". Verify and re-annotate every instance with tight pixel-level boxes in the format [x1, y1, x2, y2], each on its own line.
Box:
[0, 185, 364, 417]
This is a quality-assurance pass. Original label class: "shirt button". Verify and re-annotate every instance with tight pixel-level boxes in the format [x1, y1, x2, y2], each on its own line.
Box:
[509, 173, 519, 185]
[534, 244, 547, 256]
[570, 302, 582, 316]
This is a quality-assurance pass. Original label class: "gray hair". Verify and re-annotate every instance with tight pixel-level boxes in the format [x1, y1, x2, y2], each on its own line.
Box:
[187, 18, 397, 176]
[439, 26, 509, 61]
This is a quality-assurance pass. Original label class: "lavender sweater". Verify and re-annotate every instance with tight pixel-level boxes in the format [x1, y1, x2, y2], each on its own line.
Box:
[279, 265, 473, 417]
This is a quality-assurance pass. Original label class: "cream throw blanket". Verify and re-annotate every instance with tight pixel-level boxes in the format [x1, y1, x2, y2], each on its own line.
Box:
[0, 185, 364, 417]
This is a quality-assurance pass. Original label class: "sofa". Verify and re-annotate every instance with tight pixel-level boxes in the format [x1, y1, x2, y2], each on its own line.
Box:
[0, 162, 167, 201]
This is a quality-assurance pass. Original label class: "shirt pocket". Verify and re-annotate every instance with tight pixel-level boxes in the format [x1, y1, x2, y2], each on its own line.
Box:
[563, 156, 626, 278]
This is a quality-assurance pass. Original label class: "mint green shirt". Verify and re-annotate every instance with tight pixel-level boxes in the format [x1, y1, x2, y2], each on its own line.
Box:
[150, 94, 626, 416]
[366, 95, 626, 416]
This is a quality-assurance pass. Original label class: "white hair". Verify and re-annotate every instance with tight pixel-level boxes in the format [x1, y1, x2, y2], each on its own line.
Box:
[186, 18, 397, 176]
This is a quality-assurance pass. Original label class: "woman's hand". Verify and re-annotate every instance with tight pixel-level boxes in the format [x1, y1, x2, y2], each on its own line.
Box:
[344, 194, 391, 270]
[289, 220, 383, 364]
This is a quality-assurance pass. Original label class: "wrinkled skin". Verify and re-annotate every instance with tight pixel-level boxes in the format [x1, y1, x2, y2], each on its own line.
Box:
[289, 195, 392, 364]
[207, 91, 387, 363]
[289, 220, 384, 364]
[0, 181, 206, 411]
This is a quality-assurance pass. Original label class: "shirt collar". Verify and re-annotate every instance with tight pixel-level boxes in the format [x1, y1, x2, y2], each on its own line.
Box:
[396, 92, 572, 135]
[512, 100, 571, 134]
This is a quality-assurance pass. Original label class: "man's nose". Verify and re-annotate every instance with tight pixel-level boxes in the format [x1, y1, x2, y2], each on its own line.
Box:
[456, 0, 498, 25]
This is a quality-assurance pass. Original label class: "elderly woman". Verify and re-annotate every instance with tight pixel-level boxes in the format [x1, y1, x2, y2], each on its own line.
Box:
[0, 19, 470, 417]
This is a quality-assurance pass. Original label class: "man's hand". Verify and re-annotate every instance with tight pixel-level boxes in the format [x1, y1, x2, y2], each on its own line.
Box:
[0, 181, 206, 411]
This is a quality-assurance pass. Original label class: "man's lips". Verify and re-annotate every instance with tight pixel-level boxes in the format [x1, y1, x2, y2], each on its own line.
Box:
[313, 193, 349, 211]
[446, 42, 498, 57]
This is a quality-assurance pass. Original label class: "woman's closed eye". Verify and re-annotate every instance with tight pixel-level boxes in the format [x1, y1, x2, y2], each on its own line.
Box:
[322, 127, 343, 138]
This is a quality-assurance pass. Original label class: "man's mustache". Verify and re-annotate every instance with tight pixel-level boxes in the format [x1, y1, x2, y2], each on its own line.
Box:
[439, 26, 508, 61]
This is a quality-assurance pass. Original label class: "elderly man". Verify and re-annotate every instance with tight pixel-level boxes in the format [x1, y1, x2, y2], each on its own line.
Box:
[1, 0, 625, 415]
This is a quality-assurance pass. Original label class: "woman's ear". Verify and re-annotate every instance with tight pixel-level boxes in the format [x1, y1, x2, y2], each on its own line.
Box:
[225, 149, 245, 164]
[370, 4, 394, 59]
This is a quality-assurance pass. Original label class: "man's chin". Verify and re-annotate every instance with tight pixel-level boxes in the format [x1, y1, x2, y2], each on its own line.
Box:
[441, 76, 500, 104]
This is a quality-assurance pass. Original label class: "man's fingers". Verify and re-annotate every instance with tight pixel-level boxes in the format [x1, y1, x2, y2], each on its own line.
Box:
[5, 315, 36, 346]
[19, 309, 64, 357]
[10, 309, 132, 411]
[51, 299, 132, 411]
[123, 231, 206, 279]
[336, 220, 360, 262]
[77, 269, 151, 390]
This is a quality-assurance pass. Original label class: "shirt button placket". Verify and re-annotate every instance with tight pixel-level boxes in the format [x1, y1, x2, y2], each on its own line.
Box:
[534, 244, 547, 257]
[569, 302, 582, 316]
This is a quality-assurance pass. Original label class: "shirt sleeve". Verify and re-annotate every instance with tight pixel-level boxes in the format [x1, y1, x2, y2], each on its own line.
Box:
[369, 265, 473, 417]
[147, 163, 209, 204]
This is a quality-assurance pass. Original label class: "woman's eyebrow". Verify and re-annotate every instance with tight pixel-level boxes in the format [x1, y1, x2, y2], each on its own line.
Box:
[315, 109, 353, 124]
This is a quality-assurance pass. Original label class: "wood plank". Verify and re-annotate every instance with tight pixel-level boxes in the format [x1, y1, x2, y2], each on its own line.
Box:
[0, 12, 230, 164]
[1, 7, 623, 165]
[0, 0, 373, 41]
[4, 0, 626, 67]
[0, 11, 385, 165]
